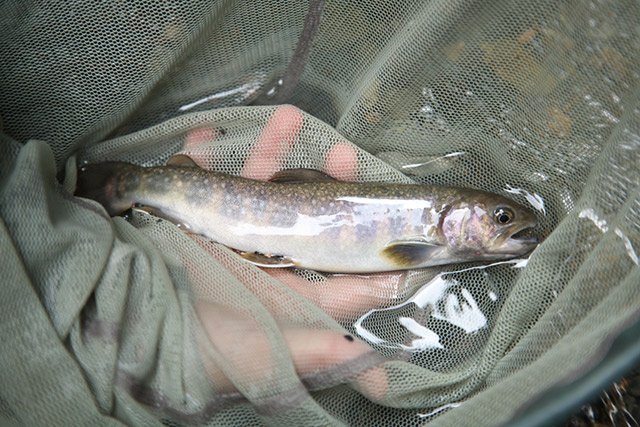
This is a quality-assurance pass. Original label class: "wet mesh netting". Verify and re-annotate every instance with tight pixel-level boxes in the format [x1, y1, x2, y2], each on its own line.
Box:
[1, 1, 639, 425]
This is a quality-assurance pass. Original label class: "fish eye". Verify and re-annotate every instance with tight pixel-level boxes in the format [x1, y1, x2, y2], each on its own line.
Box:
[494, 207, 514, 224]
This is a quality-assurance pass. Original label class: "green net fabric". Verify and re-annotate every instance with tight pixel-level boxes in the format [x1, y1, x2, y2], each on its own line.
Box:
[1, 1, 639, 425]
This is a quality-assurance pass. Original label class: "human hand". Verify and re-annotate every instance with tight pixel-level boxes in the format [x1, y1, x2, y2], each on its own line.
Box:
[180, 105, 399, 407]
[183, 104, 407, 322]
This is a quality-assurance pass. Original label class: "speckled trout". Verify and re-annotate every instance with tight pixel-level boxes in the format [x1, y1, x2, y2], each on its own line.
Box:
[76, 155, 538, 273]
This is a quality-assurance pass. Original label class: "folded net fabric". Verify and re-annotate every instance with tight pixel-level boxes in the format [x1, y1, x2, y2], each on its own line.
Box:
[1, 1, 639, 425]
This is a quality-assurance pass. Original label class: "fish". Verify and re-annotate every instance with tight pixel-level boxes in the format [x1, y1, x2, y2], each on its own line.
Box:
[75, 155, 538, 273]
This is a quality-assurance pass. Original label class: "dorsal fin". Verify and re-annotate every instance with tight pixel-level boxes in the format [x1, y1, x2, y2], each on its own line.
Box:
[269, 168, 337, 183]
[167, 154, 199, 168]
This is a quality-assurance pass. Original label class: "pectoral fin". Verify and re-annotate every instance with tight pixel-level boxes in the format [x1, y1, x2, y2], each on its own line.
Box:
[269, 168, 337, 183]
[131, 205, 194, 232]
[381, 238, 442, 268]
[235, 250, 296, 268]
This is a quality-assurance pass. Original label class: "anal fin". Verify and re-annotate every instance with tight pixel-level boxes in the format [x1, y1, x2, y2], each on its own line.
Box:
[132, 205, 194, 232]
[234, 250, 296, 268]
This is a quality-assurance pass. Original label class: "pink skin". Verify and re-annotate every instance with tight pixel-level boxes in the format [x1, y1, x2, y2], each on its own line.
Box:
[325, 141, 359, 182]
[182, 105, 390, 403]
[442, 207, 487, 250]
[183, 126, 225, 169]
[242, 105, 303, 181]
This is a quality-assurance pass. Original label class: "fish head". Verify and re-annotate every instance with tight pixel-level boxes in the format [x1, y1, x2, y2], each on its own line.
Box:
[441, 191, 539, 260]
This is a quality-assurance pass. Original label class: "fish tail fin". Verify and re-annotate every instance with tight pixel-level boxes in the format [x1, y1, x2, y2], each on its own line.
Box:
[76, 162, 136, 216]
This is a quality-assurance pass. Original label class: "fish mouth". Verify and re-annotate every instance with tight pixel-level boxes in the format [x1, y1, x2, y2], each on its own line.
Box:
[510, 227, 539, 244]
[495, 222, 539, 255]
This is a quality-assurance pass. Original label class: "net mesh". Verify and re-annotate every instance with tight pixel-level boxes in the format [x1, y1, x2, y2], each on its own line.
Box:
[1, 0, 639, 425]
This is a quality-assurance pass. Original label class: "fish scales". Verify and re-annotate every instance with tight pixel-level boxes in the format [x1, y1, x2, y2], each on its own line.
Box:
[76, 161, 538, 273]
[110, 166, 443, 268]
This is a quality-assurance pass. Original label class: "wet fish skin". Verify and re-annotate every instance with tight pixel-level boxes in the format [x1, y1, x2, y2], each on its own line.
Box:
[76, 161, 538, 273]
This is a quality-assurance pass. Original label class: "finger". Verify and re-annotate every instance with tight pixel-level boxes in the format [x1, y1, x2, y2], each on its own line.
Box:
[188, 230, 406, 320]
[197, 302, 388, 402]
[241, 105, 303, 180]
[184, 126, 222, 149]
[265, 269, 406, 320]
[325, 141, 359, 181]
[182, 126, 224, 168]
[283, 328, 371, 371]
[187, 235, 319, 318]
[195, 302, 251, 394]
[196, 301, 276, 394]
[283, 328, 388, 402]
